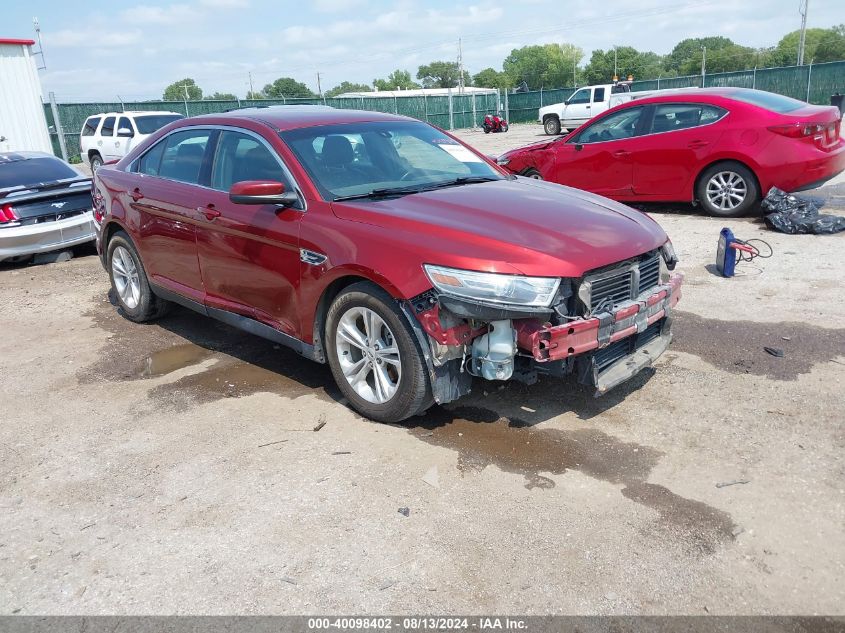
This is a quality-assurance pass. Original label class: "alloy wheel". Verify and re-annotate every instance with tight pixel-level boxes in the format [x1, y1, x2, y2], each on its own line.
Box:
[705, 171, 747, 212]
[335, 307, 401, 404]
[111, 245, 141, 309]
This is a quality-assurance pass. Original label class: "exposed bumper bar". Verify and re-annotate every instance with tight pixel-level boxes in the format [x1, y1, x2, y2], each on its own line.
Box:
[515, 273, 683, 362]
[594, 329, 672, 394]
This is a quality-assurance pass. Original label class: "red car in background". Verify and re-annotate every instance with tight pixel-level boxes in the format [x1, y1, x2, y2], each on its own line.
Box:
[93, 106, 681, 422]
[497, 88, 845, 217]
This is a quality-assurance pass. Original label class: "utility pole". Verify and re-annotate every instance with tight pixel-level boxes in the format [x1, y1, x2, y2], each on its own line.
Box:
[182, 81, 190, 116]
[32, 17, 46, 69]
[457, 37, 464, 93]
[701, 46, 707, 87]
[613, 46, 618, 81]
[797, 0, 809, 66]
[248, 71, 254, 98]
[316, 72, 323, 99]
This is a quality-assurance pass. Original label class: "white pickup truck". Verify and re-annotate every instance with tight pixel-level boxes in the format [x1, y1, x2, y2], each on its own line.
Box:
[539, 83, 636, 135]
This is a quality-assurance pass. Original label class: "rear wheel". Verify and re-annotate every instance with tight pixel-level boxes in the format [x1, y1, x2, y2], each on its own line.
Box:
[696, 162, 759, 217]
[500, 122, 509, 132]
[544, 116, 561, 135]
[523, 168, 543, 180]
[325, 282, 431, 423]
[107, 231, 170, 322]
[90, 153, 103, 171]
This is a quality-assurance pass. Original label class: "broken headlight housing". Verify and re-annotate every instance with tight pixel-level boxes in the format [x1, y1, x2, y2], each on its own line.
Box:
[424, 264, 560, 308]
[660, 239, 678, 270]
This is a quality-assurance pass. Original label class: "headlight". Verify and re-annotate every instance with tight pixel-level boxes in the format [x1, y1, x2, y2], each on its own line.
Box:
[496, 156, 510, 166]
[660, 239, 678, 270]
[424, 264, 560, 307]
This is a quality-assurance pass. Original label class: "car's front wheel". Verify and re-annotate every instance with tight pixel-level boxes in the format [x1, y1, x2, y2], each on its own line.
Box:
[543, 116, 561, 135]
[696, 162, 759, 217]
[325, 282, 431, 423]
[107, 231, 170, 322]
[90, 153, 103, 171]
[523, 168, 543, 180]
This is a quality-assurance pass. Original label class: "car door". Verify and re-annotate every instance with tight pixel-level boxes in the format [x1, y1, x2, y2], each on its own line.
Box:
[127, 127, 214, 303]
[195, 128, 304, 335]
[113, 115, 136, 160]
[562, 88, 593, 128]
[631, 103, 728, 198]
[99, 116, 117, 160]
[548, 106, 645, 197]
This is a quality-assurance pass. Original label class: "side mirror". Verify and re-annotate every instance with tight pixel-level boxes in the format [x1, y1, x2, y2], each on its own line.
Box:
[117, 127, 134, 137]
[564, 100, 570, 106]
[229, 180, 299, 207]
[574, 144, 583, 151]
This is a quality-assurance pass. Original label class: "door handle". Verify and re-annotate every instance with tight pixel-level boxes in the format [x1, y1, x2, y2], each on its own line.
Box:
[612, 150, 630, 158]
[687, 140, 709, 149]
[586, 105, 591, 109]
[130, 188, 143, 202]
[197, 204, 220, 221]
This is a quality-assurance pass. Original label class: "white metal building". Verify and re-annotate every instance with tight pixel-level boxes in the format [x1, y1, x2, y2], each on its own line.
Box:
[336, 87, 497, 99]
[0, 38, 52, 154]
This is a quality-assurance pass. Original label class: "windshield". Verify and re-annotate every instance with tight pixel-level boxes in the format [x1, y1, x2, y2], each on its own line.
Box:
[279, 121, 503, 201]
[134, 114, 183, 135]
[725, 89, 806, 114]
[0, 156, 79, 189]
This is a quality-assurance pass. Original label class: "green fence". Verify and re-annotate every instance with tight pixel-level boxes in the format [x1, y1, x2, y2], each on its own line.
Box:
[45, 92, 501, 160]
[45, 60, 845, 160]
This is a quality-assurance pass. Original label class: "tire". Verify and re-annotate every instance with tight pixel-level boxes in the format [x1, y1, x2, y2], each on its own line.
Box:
[523, 168, 543, 180]
[696, 162, 759, 217]
[543, 116, 561, 135]
[90, 153, 103, 171]
[106, 231, 171, 322]
[483, 126, 491, 134]
[325, 282, 432, 423]
[500, 122, 509, 132]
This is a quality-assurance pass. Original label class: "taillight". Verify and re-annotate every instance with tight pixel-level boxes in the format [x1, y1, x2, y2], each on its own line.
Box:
[0, 203, 18, 224]
[768, 122, 826, 138]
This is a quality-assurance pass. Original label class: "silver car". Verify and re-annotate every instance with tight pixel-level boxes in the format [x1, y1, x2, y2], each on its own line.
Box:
[0, 152, 95, 263]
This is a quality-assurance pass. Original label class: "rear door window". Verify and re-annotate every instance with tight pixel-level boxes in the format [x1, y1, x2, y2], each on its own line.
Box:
[155, 129, 212, 185]
[82, 117, 101, 136]
[593, 87, 605, 103]
[649, 103, 728, 134]
[100, 116, 116, 137]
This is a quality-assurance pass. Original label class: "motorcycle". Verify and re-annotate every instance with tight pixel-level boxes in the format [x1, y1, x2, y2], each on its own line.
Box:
[482, 113, 509, 134]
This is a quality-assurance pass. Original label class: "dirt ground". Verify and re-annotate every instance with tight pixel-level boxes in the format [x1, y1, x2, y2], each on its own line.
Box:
[1, 124, 844, 615]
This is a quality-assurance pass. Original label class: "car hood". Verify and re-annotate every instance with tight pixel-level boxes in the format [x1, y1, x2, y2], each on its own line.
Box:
[331, 178, 667, 278]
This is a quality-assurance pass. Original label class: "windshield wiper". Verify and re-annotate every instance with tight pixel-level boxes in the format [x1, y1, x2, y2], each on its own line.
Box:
[421, 176, 503, 190]
[332, 184, 430, 202]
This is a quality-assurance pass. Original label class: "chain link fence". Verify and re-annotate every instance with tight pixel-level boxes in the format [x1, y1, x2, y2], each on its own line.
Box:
[45, 60, 844, 160]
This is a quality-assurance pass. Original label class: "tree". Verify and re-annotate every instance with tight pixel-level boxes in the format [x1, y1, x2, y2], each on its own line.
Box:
[416, 61, 469, 89]
[811, 25, 845, 63]
[373, 69, 420, 91]
[325, 81, 372, 98]
[473, 67, 509, 90]
[204, 92, 237, 100]
[261, 77, 315, 99]
[163, 78, 202, 101]
[582, 46, 664, 85]
[769, 28, 832, 66]
[502, 43, 583, 89]
[245, 91, 265, 100]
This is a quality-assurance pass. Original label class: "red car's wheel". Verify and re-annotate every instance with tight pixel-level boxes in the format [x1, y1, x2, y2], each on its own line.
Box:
[696, 162, 759, 217]
[522, 168, 543, 180]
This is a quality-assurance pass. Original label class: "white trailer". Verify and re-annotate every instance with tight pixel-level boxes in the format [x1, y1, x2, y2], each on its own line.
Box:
[0, 38, 52, 154]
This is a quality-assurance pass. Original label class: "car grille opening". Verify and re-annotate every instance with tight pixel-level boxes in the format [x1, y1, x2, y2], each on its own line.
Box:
[593, 318, 665, 372]
[582, 251, 661, 314]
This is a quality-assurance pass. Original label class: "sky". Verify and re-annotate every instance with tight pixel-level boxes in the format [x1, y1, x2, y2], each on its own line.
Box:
[3, 0, 842, 102]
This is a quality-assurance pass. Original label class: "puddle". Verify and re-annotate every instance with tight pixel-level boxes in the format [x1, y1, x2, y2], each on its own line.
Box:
[138, 343, 214, 377]
[84, 294, 338, 405]
[411, 406, 736, 553]
[671, 311, 845, 380]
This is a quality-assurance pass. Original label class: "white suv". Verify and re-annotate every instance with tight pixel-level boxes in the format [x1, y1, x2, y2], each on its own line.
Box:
[79, 111, 183, 170]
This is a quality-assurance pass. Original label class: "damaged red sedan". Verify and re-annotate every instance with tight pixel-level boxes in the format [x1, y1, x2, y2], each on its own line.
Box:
[93, 106, 682, 422]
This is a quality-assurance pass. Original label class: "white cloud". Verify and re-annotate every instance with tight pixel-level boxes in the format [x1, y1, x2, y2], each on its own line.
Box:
[121, 4, 198, 25]
[47, 29, 144, 48]
[198, 0, 250, 7]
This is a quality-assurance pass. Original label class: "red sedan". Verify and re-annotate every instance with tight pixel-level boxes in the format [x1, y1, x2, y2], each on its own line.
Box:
[497, 88, 845, 217]
[93, 106, 681, 422]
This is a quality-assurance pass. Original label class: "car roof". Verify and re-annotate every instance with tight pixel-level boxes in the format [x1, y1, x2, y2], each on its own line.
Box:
[85, 111, 182, 118]
[0, 151, 59, 163]
[183, 105, 414, 131]
[631, 87, 787, 105]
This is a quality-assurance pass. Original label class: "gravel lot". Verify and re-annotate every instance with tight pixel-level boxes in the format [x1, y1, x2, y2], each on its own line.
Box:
[1, 124, 844, 615]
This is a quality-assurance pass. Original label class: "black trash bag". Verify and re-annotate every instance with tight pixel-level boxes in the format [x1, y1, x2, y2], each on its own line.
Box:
[761, 187, 845, 235]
